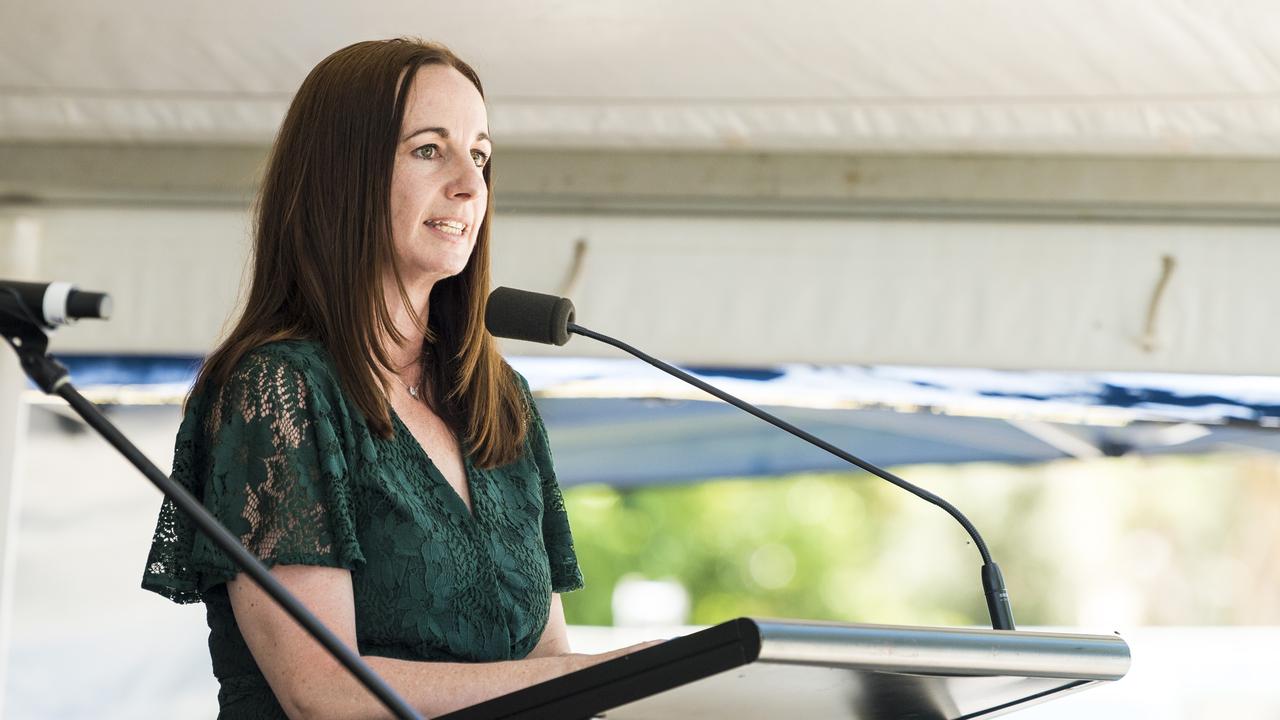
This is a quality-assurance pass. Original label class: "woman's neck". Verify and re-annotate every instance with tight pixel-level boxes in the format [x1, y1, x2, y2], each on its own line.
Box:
[380, 276, 434, 380]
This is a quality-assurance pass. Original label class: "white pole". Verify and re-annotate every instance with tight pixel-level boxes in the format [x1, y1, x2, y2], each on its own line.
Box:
[0, 213, 40, 718]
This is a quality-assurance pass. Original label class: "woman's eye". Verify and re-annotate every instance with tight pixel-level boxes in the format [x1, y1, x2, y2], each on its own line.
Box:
[412, 144, 439, 160]
[471, 149, 490, 168]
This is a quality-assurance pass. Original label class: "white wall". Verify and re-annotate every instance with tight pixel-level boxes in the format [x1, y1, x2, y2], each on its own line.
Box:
[16, 203, 1280, 374]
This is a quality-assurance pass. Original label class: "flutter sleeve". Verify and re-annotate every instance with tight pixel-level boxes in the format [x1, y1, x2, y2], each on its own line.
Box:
[519, 373, 584, 593]
[142, 346, 364, 603]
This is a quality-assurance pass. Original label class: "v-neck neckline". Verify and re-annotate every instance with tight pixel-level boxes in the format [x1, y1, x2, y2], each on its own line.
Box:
[388, 405, 480, 523]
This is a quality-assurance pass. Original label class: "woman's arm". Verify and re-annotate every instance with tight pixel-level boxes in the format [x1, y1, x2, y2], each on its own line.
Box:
[525, 593, 572, 658]
[228, 565, 652, 720]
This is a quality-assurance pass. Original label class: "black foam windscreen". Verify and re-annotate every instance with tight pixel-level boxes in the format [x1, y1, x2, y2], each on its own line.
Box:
[66, 290, 112, 321]
[485, 287, 576, 346]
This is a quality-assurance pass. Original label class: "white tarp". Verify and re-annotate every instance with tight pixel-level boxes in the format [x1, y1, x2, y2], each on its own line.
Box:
[3, 0, 1280, 155]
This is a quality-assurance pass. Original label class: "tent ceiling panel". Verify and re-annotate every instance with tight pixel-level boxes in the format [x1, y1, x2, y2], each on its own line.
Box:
[3, 1, 1280, 155]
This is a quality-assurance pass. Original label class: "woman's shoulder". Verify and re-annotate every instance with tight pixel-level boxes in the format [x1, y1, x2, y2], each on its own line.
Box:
[509, 365, 533, 394]
[181, 338, 360, 452]
[191, 338, 342, 415]
[241, 337, 331, 368]
[228, 338, 336, 385]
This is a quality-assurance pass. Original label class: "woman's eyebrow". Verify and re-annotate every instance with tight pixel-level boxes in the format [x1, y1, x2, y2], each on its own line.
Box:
[402, 126, 492, 144]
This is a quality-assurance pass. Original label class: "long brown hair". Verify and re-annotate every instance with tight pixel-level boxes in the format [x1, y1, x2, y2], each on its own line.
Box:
[192, 38, 526, 468]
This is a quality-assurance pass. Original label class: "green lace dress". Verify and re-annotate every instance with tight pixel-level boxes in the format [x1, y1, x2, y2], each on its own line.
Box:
[141, 340, 583, 718]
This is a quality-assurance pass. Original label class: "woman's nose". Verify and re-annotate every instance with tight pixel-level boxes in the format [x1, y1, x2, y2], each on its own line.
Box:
[446, 153, 484, 200]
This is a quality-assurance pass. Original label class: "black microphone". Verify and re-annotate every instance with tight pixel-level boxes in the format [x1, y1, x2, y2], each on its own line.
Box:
[485, 285, 1017, 631]
[485, 286, 575, 346]
[0, 280, 113, 328]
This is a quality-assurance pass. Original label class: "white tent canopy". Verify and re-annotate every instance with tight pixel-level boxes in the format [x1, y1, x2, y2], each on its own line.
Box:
[5, 0, 1280, 155]
[3, 1, 1280, 373]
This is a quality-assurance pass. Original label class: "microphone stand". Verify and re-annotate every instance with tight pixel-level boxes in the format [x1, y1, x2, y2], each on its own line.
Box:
[568, 322, 1017, 631]
[0, 297, 423, 719]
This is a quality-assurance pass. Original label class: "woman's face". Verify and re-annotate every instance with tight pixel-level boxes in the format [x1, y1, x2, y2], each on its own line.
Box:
[388, 64, 491, 288]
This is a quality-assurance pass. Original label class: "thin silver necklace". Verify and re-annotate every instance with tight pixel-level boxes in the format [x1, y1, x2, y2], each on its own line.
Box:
[396, 374, 423, 401]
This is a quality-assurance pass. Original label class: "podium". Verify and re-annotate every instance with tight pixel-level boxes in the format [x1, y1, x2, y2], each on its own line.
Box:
[440, 618, 1131, 719]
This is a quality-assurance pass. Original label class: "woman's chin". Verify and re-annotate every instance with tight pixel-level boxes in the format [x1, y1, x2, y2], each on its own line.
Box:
[404, 258, 473, 285]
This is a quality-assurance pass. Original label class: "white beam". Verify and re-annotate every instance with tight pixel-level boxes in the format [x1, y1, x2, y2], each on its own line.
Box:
[5, 144, 1280, 220]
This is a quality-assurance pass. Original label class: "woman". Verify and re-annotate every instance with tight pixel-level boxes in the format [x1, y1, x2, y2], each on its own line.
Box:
[142, 38, 651, 719]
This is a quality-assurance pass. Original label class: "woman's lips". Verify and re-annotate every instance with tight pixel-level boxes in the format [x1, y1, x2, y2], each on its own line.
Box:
[423, 221, 469, 241]
[424, 218, 467, 235]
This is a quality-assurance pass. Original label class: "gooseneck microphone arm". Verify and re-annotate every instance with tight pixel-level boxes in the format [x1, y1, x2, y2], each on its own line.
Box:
[485, 286, 1016, 628]
[567, 322, 1016, 631]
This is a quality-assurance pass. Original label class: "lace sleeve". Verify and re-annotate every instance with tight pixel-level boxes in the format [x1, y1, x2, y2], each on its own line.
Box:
[142, 346, 364, 603]
[520, 373, 584, 593]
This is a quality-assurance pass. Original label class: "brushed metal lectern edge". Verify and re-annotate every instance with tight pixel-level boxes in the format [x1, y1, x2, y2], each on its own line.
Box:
[752, 618, 1131, 680]
[438, 617, 1133, 719]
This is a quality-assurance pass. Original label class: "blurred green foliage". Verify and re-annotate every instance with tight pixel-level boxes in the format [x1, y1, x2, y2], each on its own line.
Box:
[560, 454, 1280, 629]
[561, 471, 976, 627]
